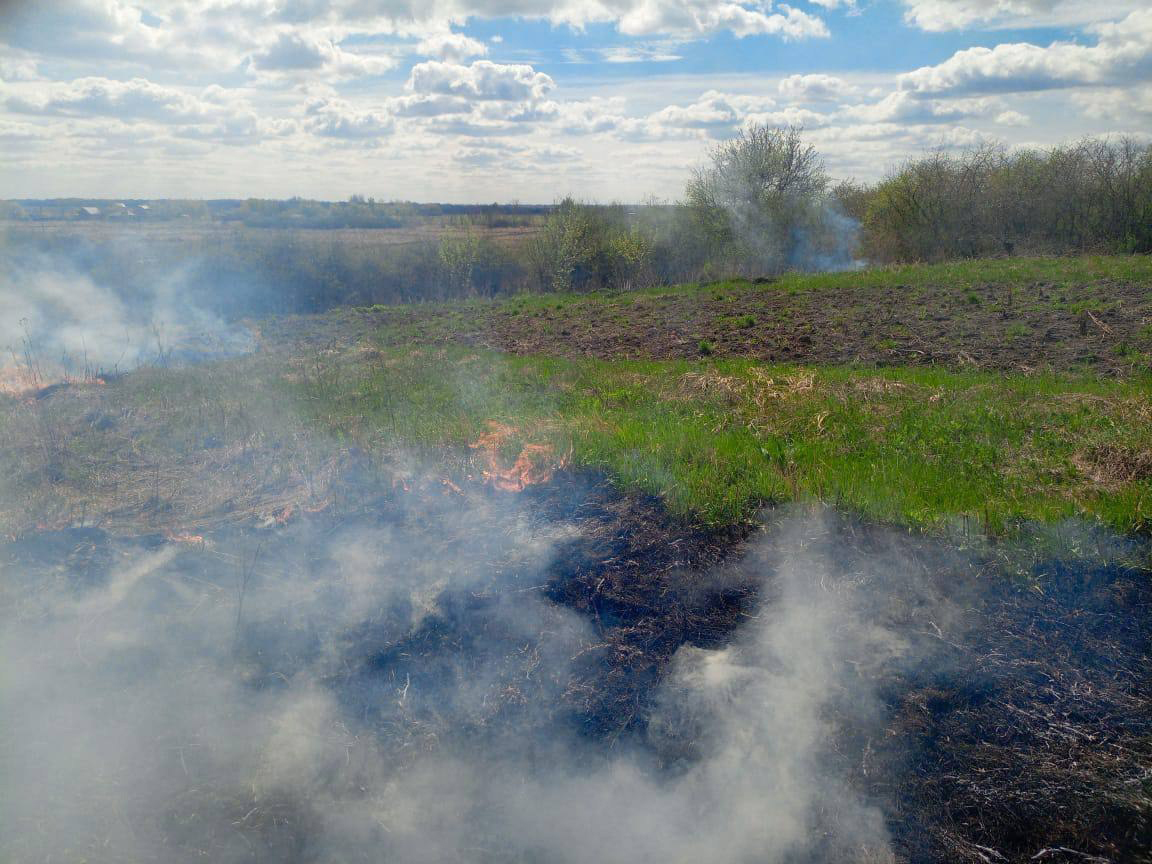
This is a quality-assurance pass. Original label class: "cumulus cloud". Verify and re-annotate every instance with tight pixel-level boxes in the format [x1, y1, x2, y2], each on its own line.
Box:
[304, 95, 395, 138]
[554, 98, 630, 134]
[453, 139, 582, 169]
[994, 108, 1030, 125]
[846, 91, 1000, 123]
[7, 77, 222, 124]
[648, 90, 763, 130]
[387, 93, 475, 118]
[616, 2, 830, 39]
[2, 75, 294, 143]
[1073, 85, 1152, 121]
[407, 60, 555, 102]
[899, 0, 1144, 31]
[249, 31, 396, 78]
[0, 0, 174, 62]
[778, 73, 856, 103]
[618, 90, 783, 139]
[0, 120, 51, 142]
[417, 31, 489, 63]
[898, 8, 1152, 94]
[744, 106, 833, 127]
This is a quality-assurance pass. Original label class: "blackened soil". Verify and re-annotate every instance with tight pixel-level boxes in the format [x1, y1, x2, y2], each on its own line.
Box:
[3, 469, 1149, 863]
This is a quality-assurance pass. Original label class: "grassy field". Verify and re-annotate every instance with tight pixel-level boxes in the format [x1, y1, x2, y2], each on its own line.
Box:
[296, 346, 1151, 532]
[2, 255, 1150, 537]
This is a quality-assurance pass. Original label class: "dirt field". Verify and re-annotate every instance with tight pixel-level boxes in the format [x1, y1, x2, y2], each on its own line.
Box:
[376, 276, 1152, 375]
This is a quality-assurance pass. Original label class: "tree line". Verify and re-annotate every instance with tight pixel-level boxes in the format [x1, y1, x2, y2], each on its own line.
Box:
[4, 127, 1149, 315]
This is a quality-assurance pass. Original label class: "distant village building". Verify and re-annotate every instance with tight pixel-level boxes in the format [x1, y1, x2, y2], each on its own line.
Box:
[76, 206, 101, 218]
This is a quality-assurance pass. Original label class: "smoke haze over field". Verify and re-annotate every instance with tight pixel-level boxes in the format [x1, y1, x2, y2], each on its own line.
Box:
[1, 488, 917, 863]
[0, 233, 253, 385]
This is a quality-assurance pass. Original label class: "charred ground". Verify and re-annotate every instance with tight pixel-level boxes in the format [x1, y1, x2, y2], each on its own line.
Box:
[3, 465, 1148, 863]
[1, 255, 1150, 863]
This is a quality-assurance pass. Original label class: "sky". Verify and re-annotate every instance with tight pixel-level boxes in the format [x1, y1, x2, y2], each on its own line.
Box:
[0, 0, 1150, 202]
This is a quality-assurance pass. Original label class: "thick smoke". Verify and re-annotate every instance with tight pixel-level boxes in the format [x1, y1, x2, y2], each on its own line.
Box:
[0, 491, 920, 863]
[0, 234, 252, 388]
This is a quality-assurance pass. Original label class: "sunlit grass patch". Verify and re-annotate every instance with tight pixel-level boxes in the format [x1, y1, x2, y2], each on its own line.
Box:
[298, 345, 1152, 533]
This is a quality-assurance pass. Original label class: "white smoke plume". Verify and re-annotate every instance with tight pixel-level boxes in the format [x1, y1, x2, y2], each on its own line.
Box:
[0, 495, 923, 863]
[0, 233, 252, 388]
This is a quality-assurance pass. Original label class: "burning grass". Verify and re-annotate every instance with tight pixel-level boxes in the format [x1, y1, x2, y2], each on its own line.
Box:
[0, 276, 1149, 861]
[2, 337, 1149, 538]
[1, 470, 1146, 863]
[294, 346, 1151, 534]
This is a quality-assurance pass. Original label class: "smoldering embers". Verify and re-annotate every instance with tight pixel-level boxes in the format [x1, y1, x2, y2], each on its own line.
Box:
[1, 500, 903, 863]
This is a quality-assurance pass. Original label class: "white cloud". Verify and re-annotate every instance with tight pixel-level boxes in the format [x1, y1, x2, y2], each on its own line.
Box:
[1073, 86, 1152, 121]
[648, 91, 754, 130]
[899, 0, 1144, 31]
[898, 9, 1152, 95]
[0, 0, 173, 62]
[744, 106, 833, 127]
[6, 77, 221, 124]
[846, 91, 1000, 123]
[453, 139, 582, 169]
[778, 73, 855, 103]
[554, 98, 629, 134]
[387, 93, 475, 118]
[601, 42, 684, 63]
[304, 95, 395, 138]
[407, 60, 555, 102]
[249, 31, 396, 79]
[417, 32, 490, 63]
[0, 55, 41, 83]
[0, 120, 50, 142]
[994, 109, 1030, 126]
[618, 2, 830, 39]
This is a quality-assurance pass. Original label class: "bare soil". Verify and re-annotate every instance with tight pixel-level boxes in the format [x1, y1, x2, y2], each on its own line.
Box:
[329, 277, 1152, 375]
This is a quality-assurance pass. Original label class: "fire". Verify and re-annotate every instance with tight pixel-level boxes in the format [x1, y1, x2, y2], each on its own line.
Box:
[0, 363, 106, 398]
[165, 531, 208, 548]
[470, 421, 566, 492]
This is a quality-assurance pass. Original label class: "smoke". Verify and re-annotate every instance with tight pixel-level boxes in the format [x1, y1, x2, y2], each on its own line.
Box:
[0, 231, 252, 387]
[0, 487, 931, 863]
[719, 196, 863, 275]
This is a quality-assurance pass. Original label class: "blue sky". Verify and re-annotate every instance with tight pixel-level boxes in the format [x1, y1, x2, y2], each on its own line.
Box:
[0, 0, 1149, 201]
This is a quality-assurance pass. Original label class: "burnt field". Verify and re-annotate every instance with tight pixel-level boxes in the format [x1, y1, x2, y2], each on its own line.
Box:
[1, 463, 1148, 863]
[1, 255, 1150, 864]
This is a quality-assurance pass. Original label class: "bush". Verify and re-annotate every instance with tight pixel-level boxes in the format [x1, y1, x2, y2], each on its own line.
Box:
[684, 124, 860, 275]
[862, 137, 1152, 262]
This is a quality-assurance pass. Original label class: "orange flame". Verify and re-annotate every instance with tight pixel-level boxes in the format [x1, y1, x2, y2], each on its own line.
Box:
[470, 421, 564, 492]
[0, 364, 106, 398]
[165, 531, 208, 548]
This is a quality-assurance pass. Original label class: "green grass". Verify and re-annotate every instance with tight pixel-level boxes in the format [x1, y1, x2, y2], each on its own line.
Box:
[6, 254, 1151, 536]
[354, 255, 1152, 325]
[297, 345, 1152, 533]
